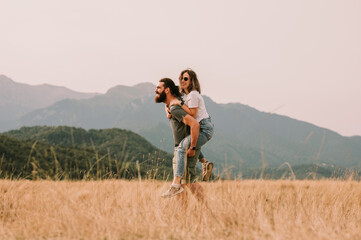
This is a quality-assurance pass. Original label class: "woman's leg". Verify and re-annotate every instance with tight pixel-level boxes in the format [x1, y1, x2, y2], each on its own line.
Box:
[198, 151, 206, 163]
[198, 118, 214, 181]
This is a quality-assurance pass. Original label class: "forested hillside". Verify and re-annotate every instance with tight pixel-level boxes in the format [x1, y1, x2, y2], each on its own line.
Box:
[1, 126, 173, 180]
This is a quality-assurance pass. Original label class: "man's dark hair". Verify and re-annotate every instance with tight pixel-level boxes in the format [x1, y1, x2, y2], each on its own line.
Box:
[159, 78, 181, 97]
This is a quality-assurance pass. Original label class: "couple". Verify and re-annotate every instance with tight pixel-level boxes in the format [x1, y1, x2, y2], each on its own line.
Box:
[154, 69, 214, 198]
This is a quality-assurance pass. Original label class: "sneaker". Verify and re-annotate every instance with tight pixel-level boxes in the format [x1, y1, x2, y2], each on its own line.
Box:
[202, 161, 213, 181]
[161, 185, 184, 198]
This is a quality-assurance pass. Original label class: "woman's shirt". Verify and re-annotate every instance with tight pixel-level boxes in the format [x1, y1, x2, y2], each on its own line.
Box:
[183, 90, 209, 122]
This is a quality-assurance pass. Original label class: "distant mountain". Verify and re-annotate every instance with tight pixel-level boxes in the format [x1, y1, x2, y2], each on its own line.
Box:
[13, 83, 361, 177]
[0, 75, 98, 131]
[18, 82, 156, 129]
[2, 126, 173, 179]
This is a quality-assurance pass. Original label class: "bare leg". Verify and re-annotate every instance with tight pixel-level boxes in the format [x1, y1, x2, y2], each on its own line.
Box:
[199, 157, 206, 164]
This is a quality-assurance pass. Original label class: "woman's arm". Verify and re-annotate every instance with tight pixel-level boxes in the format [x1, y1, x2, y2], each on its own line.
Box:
[182, 91, 200, 118]
[169, 97, 198, 117]
[181, 104, 198, 118]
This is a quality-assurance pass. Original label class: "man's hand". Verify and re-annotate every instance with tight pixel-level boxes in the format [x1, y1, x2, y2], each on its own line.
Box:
[187, 148, 196, 157]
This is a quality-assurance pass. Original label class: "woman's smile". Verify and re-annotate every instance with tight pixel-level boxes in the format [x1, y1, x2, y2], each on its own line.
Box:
[181, 72, 191, 90]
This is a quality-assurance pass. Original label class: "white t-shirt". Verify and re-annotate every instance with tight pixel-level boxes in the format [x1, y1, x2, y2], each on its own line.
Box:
[183, 90, 209, 122]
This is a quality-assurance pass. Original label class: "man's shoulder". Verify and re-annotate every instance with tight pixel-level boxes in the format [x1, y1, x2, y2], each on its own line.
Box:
[170, 105, 184, 112]
[170, 105, 188, 120]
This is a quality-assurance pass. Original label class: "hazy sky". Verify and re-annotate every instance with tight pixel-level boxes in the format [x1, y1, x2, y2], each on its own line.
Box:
[1, 0, 360, 136]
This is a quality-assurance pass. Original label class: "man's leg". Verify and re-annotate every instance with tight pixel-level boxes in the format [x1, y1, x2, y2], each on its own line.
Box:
[163, 147, 205, 199]
[170, 146, 182, 185]
[183, 149, 205, 202]
[162, 147, 184, 198]
[174, 135, 191, 184]
[176, 130, 210, 183]
[187, 182, 204, 202]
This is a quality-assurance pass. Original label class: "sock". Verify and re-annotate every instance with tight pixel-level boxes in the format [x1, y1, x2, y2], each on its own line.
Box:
[172, 183, 181, 188]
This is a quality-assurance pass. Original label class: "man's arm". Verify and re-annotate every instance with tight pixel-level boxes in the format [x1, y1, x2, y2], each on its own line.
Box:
[182, 115, 200, 157]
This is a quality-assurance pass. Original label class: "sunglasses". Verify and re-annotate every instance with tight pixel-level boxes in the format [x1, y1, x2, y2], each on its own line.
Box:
[183, 77, 189, 81]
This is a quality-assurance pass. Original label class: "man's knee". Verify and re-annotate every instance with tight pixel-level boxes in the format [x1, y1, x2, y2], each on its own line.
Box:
[177, 146, 186, 153]
[177, 142, 189, 153]
[178, 137, 191, 151]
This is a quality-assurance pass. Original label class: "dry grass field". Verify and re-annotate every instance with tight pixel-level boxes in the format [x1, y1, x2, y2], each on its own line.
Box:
[0, 179, 361, 239]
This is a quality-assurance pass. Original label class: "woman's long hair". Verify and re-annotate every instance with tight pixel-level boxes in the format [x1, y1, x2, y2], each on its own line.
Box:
[179, 69, 201, 94]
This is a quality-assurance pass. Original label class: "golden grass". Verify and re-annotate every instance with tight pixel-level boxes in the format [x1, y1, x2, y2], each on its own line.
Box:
[0, 179, 361, 239]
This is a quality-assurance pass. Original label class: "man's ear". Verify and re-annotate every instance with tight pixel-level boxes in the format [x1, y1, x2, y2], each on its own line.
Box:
[164, 88, 169, 94]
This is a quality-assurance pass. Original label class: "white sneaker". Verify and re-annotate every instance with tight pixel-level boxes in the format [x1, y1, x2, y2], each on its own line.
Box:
[161, 185, 184, 198]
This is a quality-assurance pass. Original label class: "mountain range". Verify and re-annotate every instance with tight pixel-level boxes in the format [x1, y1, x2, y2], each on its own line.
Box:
[0, 75, 98, 132]
[1, 75, 361, 177]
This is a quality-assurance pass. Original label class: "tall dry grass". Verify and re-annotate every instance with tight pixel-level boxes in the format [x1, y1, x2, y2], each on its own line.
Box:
[0, 179, 360, 239]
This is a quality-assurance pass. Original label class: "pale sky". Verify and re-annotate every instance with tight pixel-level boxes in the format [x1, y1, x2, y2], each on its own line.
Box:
[1, 0, 360, 136]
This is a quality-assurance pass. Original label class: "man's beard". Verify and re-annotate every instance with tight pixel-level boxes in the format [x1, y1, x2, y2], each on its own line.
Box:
[154, 91, 166, 103]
